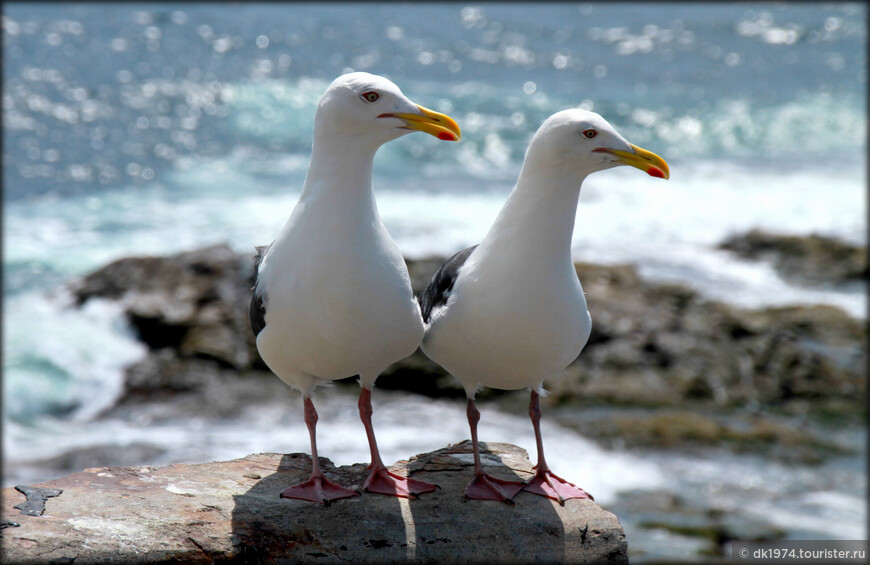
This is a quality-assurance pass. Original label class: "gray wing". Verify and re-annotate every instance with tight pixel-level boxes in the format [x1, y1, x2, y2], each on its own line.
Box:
[418, 245, 478, 324]
[249, 244, 271, 337]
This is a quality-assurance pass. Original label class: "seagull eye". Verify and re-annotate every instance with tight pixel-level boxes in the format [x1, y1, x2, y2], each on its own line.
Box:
[361, 91, 380, 103]
[582, 129, 597, 139]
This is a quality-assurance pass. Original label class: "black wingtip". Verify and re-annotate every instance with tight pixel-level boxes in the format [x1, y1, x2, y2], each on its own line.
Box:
[418, 245, 478, 323]
[249, 243, 271, 337]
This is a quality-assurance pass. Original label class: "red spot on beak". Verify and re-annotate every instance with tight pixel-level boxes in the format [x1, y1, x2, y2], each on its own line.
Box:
[648, 166, 665, 178]
[437, 132, 456, 141]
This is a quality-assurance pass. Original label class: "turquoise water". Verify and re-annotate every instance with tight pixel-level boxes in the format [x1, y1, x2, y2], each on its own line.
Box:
[2, 3, 866, 556]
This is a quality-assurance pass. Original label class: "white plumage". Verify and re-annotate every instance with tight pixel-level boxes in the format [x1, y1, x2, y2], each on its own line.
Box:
[422, 172, 593, 395]
[420, 108, 669, 503]
[252, 72, 460, 503]
[255, 153, 424, 392]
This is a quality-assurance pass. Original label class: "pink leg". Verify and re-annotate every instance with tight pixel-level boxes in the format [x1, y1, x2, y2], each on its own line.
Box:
[280, 396, 359, 505]
[522, 391, 593, 505]
[358, 387, 438, 498]
[464, 397, 525, 504]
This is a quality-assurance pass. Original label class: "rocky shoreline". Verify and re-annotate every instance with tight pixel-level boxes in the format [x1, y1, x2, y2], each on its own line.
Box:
[42, 230, 867, 560]
[719, 229, 867, 288]
[65, 232, 866, 465]
[68, 232, 865, 424]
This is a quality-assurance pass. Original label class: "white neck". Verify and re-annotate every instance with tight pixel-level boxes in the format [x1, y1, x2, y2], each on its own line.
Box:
[298, 129, 380, 222]
[477, 161, 586, 270]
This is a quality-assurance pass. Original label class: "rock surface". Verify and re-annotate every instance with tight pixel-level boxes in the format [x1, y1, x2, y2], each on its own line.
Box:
[550, 262, 866, 410]
[718, 229, 867, 287]
[1, 442, 627, 564]
[70, 244, 262, 371]
[557, 408, 853, 465]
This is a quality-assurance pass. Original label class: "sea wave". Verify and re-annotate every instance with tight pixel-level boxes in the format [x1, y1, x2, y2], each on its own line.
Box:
[3, 291, 146, 424]
[213, 78, 866, 171]
[5, 152, 864, 312]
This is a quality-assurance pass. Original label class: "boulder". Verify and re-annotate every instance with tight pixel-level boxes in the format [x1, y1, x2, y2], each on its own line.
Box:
[1, 442, 627, 564]
[70, 244, 262, 371]
[550, 263, 866, 410]
[718, 229, 867, 286]
[558, 409, 854, 465]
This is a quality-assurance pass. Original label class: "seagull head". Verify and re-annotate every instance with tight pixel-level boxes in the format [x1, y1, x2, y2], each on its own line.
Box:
[315, 72, 461, 146]
[526, 109, 669, 180]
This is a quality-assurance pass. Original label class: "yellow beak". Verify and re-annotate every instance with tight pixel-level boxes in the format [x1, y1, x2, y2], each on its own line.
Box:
[379, 105, 462, 142]
[594, 144, 670, 179]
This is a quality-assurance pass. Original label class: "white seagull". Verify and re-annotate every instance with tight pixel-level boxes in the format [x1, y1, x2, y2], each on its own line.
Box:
[250, 72, 461, 504]
[419, 109, 668, 504]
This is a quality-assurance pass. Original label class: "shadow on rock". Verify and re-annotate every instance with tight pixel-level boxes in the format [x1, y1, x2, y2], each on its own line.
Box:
[230, 452, 404, 562]
[228, 443, 602, 563]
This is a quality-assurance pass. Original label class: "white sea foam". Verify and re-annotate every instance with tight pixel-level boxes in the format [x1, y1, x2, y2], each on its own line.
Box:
[644, 449, 867, 540]
[6, 151, 864, 318]
[4, 388, 663, 505]
[2, 291, 147, 424]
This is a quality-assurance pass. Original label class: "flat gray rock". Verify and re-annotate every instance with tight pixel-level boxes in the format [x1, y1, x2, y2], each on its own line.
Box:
[2, 442, 627, 563]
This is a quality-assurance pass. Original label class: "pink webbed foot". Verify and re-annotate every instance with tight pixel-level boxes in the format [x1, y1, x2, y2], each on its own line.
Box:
[522, 469, 593, 505]
[280, 476, 359, 505]
[465, 473, 526, 504]
[364, 468, 438, 499]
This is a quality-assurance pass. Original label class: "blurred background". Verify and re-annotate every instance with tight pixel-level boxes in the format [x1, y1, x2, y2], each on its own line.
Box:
[3, 2, 866, 562]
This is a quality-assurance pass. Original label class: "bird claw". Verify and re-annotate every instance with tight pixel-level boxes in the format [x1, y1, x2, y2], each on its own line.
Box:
[363, 468, 438, 499]
[522, 470, 593, 505]
[464, 473, 525, 504]
[280, 476, 359, 505]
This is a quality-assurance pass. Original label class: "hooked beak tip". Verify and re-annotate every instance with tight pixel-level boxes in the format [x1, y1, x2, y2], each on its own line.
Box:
[378, 105, 461, 142]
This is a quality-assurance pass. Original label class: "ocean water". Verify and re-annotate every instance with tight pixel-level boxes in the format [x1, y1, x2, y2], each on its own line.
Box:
[2, 2, 866, 556]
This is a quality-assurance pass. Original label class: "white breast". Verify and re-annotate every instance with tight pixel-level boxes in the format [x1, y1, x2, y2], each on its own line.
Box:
[422, 251, 591, 392]
[256, 200, 424, 392]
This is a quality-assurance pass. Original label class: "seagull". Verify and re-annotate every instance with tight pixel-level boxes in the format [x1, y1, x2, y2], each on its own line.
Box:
[250, 72, 461, 504]
[419, 109, 669, 504]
